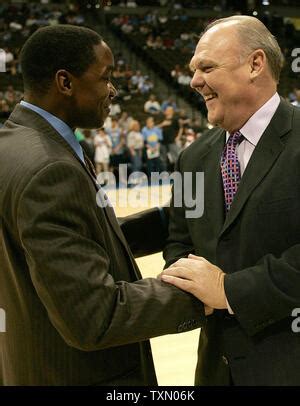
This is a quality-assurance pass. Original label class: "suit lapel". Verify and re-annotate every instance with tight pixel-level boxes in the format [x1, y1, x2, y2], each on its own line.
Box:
[97, 188, 137, 252]
[195, 129, 226, 233]
[219, 100, 293, 237]
[97, 189, 142, 279]
[204, 130, 226, 232]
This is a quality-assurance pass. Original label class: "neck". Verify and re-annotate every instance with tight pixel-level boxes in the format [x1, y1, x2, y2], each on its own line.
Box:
[23, 92, 72, 128]
[230, 86, 277, 133]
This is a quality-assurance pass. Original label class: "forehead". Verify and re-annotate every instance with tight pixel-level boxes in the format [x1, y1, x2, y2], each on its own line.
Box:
[190, 24, 240, 68]
[91, 41, 114, 70]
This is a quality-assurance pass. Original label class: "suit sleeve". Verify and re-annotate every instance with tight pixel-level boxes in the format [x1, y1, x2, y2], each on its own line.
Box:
[17, 161, 205, 351]
[224, 248, 300, 336]
[163, 152, 195, 268]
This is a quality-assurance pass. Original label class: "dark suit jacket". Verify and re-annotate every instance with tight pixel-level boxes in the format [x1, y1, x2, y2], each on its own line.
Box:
[0, 104, 205, 386]
[164, 99, 300, 385]
[119, 206, 169, 258]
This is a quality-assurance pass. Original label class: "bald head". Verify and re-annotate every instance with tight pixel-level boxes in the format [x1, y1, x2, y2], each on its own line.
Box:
[202, 16, 283, 83]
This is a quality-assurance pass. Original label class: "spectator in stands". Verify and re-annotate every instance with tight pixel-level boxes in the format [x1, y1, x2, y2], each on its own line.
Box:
[158, 106, 180, 171]
[177, 108, 191, 128]
[177, 68, 192, 86]
[291, 87, 300, 108]
[171, 64, 183, 80]
[0, 99, 10, 113]
[142, 116, 163, 176]
[106, 117, 128, 185]
[130, 69, 144, 91]
[94, 127, 112, 176]
[144, 94, 161, 114]
[138, 76, 154, 94]
[109, 98, 122, 117]
[177, 126, 196, 150]
[161, 96, 178, 112]
[127, 119, 144, 177]
[118, 110, 133, 132]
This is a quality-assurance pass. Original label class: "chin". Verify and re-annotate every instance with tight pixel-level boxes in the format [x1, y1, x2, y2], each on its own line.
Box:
[207, 115, 217, 126]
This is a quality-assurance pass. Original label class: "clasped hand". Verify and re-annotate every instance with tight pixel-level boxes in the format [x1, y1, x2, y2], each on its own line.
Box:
[160, 255, 227, 313]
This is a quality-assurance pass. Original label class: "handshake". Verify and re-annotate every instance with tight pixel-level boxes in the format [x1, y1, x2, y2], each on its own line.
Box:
[158, 254, 228, 316]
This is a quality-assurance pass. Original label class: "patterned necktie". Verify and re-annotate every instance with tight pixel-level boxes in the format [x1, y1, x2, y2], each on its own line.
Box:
[220, 131, 244, 212]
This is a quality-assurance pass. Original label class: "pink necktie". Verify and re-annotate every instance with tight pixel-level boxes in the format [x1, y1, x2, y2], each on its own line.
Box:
[220, 131, 243, 212]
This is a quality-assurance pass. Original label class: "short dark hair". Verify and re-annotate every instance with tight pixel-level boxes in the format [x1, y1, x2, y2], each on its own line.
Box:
[20, 25, 103, 94]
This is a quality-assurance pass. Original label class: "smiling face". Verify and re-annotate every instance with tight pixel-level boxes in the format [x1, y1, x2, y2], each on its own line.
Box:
[190, 23, 258, 133]
[70, 41, 116, 129]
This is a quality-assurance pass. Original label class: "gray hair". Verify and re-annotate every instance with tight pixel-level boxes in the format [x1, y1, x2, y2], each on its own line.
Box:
[202, 16, 284, 83]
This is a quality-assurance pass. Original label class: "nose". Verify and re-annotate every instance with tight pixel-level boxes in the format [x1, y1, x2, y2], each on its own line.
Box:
[190, 70, 205, 91]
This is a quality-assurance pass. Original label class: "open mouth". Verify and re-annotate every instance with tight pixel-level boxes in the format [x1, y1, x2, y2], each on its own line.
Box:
[204, 93, 217, 103]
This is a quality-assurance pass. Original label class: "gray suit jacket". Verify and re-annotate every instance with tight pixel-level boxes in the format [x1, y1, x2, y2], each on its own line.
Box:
[164, 100, 300, 385]
[0, 104, 205, 386]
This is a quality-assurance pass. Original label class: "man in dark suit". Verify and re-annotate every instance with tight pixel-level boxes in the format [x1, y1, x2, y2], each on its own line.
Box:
[0, 25, 206, 385]
[161, 16, 300, 385]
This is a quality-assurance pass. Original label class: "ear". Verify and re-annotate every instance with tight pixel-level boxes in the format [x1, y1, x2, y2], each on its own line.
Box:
[55, 70, 73, 96]
[248, 49, 266, 81]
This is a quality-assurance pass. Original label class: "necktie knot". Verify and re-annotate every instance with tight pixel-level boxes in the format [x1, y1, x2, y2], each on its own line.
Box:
[228, 130, 243, 146]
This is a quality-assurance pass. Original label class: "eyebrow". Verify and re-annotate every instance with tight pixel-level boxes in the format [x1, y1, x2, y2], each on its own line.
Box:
[189, 59, 216, 72]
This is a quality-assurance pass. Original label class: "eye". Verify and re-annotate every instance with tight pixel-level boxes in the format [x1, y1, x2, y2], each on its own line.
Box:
[203, 66, 213, 73]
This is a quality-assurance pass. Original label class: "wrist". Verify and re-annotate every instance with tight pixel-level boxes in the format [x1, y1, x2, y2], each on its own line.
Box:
[218, 272, 227, 309]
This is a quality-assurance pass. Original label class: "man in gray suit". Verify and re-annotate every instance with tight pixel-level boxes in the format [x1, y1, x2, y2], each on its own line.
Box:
[0, 25, 206, 385]
[161, 16, 300, 385]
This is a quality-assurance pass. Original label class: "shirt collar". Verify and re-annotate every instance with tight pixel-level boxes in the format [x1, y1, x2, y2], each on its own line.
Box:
[20, 100, 84, 163]
[226, 92, 281, 146]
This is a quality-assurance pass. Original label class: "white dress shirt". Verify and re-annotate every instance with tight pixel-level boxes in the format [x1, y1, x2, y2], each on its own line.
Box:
[226, 92, 281, 175]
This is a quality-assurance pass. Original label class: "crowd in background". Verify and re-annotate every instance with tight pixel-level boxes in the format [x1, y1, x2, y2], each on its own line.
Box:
[75, 100, 204, 186]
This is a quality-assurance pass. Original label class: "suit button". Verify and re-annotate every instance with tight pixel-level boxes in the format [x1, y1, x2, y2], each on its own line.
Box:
[222, 355, 229, 365]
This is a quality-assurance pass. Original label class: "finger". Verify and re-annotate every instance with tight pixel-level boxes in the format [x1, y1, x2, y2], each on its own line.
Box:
[204, 306, 214, 316]
[172, 257, 203, 268]
[161, 274, 194, 293]
[188, 254, 207, 262]
[169, 257, 190, 267]
[162, 266, 196, 280]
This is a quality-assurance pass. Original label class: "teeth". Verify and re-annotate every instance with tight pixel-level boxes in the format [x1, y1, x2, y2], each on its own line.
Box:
[205, 94, 216, 101]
